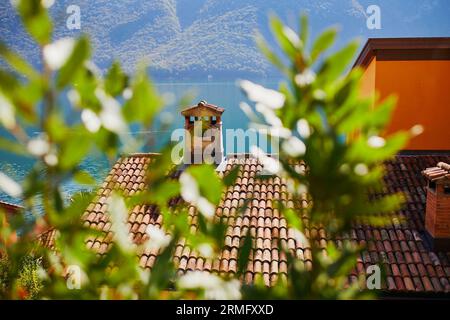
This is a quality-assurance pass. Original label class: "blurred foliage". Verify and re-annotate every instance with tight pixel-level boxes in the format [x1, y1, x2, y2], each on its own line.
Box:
[238, 14, 412, 298]
[0, 0, 231, 300]
[0, 1, 410, 300]
[0, 255, 42, 299]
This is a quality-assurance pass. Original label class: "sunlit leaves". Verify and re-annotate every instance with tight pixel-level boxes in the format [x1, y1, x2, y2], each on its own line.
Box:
[0, 3, 412, 300]
[240, 13, 410, 299]
[177, 271, 241, 300]
[299, 14, 309, 49]
[123, 69, 162, 124]
[318, 40, 359, 84]
[73, 171, 96, 186]
[0, 43, 39, 79]
[0, 137, 28, 156]
[0, 93, 16, 129]
[107, 193, 133, 253]
[185, 165, 223, 205]
[239, 80, 285, 109]
[44, 38, 75, 71]
[105, 62, 128, 97]
[255, 34, 288, 75]
[237, 231, 253, 276]
[223, 165, 240, 187]
[15, 0, 52, 45]
[45, 112, 67, 142]
[56, 37, 90, 88]
[269, 15, 300, 59]
[0, 172, 23, 198]
[311, 28, 337, 62]
[58, 130, 92, 170]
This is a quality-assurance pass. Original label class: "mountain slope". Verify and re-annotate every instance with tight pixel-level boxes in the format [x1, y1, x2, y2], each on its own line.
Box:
[0, 0, 448, 79]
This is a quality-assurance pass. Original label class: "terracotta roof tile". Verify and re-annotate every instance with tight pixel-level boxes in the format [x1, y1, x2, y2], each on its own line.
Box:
[39, 154, 450, 294]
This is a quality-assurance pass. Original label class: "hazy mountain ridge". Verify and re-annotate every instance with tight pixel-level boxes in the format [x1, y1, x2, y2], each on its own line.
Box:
[0, 0, 447, 79]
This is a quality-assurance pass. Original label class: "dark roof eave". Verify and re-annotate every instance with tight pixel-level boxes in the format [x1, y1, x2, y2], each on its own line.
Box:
[352, 37, 450, 69]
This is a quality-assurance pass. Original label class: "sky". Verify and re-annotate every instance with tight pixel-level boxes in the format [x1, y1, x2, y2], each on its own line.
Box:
[0, 0, 449, 79]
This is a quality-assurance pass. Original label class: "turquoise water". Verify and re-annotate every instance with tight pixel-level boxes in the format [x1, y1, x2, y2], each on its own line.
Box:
[0, 80, 279, 205]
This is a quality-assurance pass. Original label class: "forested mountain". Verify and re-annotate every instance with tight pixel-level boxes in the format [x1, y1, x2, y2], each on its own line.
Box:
[0, 0, 447, 79]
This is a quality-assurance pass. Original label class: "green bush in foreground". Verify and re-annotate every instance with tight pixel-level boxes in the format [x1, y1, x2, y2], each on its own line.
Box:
[0, 255, 42, 299]
[0, 1, 413, 299]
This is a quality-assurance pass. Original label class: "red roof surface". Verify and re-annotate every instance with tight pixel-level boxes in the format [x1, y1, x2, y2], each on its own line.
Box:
[0, 200, 23, 214]
[39, 153, 450, 294]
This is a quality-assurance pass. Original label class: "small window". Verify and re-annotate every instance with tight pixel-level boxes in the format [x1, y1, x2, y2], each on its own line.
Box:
[189, 116, 195, 123]
[211, 116, 217, 125]
[429, 181, 436, 191]
[444, 185, 450, 195]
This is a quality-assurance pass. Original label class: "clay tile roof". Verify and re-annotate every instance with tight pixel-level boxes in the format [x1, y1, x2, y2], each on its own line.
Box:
[40, 153, 450, 295]
[0, 200, 23, 215]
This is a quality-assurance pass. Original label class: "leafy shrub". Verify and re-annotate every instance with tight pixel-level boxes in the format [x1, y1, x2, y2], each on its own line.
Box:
[0, 1, 412, 300]
[0, 255, 42, 299]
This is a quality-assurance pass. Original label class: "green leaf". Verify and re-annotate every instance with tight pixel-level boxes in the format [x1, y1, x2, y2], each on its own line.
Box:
[319, 40, 359, 82]
[187, 165, 223, 205]
[56, 37, 90, 89]
[284, 207, 303, 230]
[269, 15, 299, 58]
[147, 237, 177, 298]
[105, 62, 128, 97]
[237, 231, 253, 275]
[53, 187, 64, 212]
[0, 43, 39, 79]
[299, 14, 309, 47]
[94, 129, 119, 158]
[73, 66, 102, 112]
[148, 181, 180, 206]
[16, 0, 52, 45]
[364, 95, 397, 131]
[73, 171, 96, 186]
[0, 69, 20, 92]
[223, 165, 240, 187]
[58, 130, 92, 169]
[255, 34, 288, 74]
[46, 112, 67, 142]
[311, 28, 337, 62]
[0, 137, 29, 156]
[123, 69, 162, 124]
[15, 78, 45, 121]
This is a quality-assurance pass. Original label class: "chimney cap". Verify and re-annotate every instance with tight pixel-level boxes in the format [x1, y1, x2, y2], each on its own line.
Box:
[181, 101, 225, 116]
[422, 162, 450, 182]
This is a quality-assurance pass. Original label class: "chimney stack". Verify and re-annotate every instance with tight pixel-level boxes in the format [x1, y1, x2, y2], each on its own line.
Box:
[181, 100, 224, 165]
[422, 162, 450, 251]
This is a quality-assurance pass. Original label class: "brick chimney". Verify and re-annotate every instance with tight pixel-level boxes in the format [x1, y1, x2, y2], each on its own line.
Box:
[181, 100, 224, 165]
[422, 162, 450, 251]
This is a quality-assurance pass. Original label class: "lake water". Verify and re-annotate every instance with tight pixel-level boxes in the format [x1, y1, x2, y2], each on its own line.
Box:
[0, 80, 279, 206]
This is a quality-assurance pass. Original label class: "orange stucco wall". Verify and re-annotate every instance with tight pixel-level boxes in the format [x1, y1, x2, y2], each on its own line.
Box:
[360, 59, 450, 150]
[360, 58, 376, 102]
